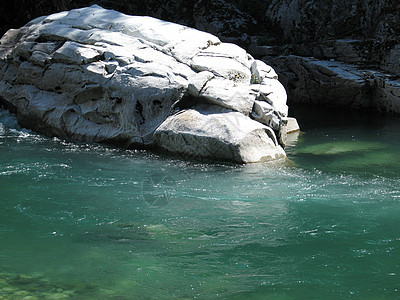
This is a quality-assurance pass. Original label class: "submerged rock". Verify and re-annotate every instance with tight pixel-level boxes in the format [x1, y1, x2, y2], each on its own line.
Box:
[298, 141, 386, 155]
[0, 5, 293, 163]
[0, 271, 77, 299]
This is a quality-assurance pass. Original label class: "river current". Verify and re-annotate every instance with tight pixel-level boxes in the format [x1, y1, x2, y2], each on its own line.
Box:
[0, 105, 399, 299]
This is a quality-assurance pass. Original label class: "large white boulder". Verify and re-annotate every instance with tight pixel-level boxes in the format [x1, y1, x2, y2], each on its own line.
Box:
[154, 105, 285, 163]
[0, 5, 290, 163]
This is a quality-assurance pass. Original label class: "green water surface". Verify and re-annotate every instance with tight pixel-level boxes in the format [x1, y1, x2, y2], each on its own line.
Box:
[0, 106, 400, 299]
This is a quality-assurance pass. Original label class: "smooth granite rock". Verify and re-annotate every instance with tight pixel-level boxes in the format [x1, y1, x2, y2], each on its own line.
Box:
[0, 5, 291, 163]
[154, 104, 286, 163]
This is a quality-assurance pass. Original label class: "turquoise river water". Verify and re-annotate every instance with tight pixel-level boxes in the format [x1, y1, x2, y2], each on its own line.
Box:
[1, 105, 400, 299]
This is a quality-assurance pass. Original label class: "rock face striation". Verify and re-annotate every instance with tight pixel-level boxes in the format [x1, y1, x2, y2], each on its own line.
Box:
[0, 5, 292, 163]
[269, 55, 400, 113]
[263, 0, 400, 114]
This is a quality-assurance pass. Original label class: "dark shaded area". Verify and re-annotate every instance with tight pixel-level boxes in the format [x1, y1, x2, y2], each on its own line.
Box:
[0, 96, 17, 114]
[0, 1, 140, 36]
[0, 1, 195, 37]
[0, 0, 262, 46]
[1, 1, 400, 61]
[2, 0, 400, 44]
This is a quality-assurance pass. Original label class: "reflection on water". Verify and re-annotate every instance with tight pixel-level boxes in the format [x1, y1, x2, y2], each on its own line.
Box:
[1, 106, 400, 299]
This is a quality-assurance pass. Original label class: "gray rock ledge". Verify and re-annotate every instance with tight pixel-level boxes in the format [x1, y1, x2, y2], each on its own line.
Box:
[269, 55, 400, 114]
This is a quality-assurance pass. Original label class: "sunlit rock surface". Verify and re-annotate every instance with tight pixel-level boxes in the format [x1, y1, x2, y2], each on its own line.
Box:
[154, 104, 286, 163]
[0, 5, 294, 163]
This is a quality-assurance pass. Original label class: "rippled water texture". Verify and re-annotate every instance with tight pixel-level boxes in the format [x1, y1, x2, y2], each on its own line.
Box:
[1, 106, 400, 299]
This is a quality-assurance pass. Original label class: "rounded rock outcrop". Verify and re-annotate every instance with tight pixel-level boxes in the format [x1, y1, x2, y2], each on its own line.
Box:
[0, 5, 292, 163]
